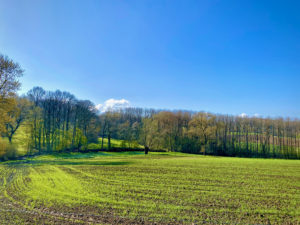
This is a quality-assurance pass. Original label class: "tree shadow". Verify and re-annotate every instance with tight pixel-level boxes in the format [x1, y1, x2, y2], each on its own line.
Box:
[5, 160, 133, 166]
[51, 152, 113, 159]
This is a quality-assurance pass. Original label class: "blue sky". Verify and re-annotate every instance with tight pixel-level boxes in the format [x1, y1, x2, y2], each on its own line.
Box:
[0, 0, 299, 117]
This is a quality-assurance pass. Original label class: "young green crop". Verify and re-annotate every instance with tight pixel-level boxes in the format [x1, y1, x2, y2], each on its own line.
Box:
[0, 152, 299, 224]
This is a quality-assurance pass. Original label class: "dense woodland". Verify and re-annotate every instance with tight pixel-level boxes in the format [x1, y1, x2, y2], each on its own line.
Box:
[1, 54, 299, 160]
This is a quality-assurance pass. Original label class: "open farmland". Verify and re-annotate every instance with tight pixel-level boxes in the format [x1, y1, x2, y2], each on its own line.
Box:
[0, 152, 299, 224]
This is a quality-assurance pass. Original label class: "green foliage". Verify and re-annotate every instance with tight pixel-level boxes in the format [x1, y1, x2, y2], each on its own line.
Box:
[0, 152, 299, 224]
[0, 138, 18, 160]
[0, 54, 24, 134]
[12, 122, 32, 155]
[73, 128, 88, 150]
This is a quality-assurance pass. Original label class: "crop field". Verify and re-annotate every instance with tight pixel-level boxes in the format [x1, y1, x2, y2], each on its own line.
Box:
[0, 152, 299, 224]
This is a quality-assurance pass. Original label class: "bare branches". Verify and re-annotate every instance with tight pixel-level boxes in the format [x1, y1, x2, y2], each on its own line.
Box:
[0, 54, 23, 98]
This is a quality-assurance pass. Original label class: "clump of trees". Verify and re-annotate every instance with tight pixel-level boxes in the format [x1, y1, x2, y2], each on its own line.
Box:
[1, 86, 100, 159]
[26, 87, 99, 153]
[0, 55, 99, 160]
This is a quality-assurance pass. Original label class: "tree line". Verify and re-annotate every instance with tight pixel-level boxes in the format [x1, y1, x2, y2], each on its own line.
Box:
[1, 54, 299, 160]
[99, 109, 300, 159]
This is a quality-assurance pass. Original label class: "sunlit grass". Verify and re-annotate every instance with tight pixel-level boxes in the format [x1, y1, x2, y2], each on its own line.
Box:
[88, 138, 144, 149]
[0, 152, 299, 224]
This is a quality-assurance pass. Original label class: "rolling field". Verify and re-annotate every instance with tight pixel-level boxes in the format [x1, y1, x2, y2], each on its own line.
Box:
[0, 152, 299, 224]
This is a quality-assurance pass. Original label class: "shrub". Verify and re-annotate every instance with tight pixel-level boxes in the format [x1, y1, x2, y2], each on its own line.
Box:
[0, 138, 18, 161]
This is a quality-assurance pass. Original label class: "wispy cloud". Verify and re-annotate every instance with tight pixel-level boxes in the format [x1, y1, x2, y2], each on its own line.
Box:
[95, 98, 130, 113]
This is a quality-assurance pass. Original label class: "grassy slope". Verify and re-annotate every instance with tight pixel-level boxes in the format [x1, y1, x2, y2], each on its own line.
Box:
[88, 138, 144, 150]
[0, 152, 299, 224]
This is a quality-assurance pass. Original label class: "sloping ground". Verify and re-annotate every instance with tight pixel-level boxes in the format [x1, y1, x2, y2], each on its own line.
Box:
[88, 138, 144, 150]
[0, 152, 299, 224]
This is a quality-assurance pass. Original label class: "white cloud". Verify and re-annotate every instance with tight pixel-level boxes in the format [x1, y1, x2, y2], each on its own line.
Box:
[95, 98, 130, 113]
[254, 113, 260, 117]
[239, 113, 248, 118]
[239, 113, 261, 118]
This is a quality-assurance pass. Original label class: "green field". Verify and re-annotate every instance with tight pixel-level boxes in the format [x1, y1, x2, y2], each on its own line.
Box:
[0, 152, 299, 224]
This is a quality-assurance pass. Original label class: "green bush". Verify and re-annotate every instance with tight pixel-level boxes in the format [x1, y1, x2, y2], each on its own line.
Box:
[0, 138, 18, 161]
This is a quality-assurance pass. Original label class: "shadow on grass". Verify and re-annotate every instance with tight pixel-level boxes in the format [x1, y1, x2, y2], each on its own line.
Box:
[5, 160, 133, 166]
[51, 152, 113, 159]
[42, 151, 145, 160]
